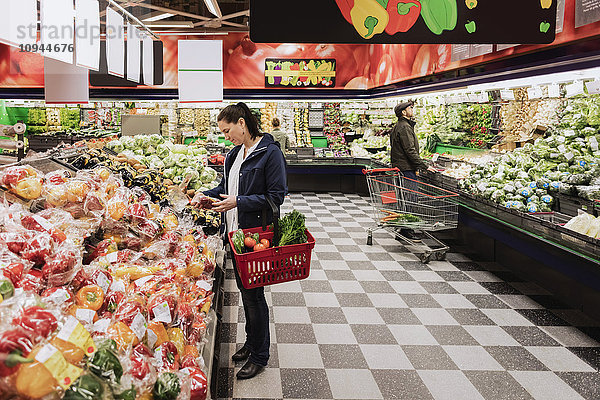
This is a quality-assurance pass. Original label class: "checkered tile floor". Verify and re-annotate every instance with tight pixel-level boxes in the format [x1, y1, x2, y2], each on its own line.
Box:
[215, 192, 600, 400]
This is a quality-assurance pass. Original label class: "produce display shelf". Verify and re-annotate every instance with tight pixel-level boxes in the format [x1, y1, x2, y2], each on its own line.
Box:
[434, 143, 488, 157]
[311, 137, 328, 148]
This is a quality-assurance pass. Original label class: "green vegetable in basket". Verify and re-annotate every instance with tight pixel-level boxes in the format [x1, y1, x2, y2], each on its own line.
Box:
[276, 210, 308, 247]
[233, 229, 245, 254]
[62, 374, 104, 400]
[252, 233, 260, 244]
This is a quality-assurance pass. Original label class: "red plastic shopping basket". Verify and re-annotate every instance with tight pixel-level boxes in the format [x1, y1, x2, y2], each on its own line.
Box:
[227, 225, 315, 290]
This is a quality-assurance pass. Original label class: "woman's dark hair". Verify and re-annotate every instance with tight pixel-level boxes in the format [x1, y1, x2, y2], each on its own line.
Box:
[217, 102, 263, 139]
[272, 117, 281, 128]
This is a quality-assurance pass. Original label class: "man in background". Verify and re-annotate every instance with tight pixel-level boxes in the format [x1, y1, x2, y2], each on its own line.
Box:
[390, 100, 436, 241]
[271, 118, 289, 153]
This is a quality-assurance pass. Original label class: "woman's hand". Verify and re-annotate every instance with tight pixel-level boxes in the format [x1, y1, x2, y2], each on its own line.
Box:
[212, 194, 237, 212]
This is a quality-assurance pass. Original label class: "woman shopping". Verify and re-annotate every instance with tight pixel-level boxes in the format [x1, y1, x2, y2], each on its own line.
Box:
[197, 102, 287, 380]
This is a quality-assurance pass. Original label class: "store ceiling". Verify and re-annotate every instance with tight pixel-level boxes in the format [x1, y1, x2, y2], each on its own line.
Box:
[101, 0, 250, 34]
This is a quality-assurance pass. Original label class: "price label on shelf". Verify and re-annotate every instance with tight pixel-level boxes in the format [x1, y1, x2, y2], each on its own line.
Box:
[585, 80, 600, 95]
[527, 86, 543, 99]
[500, 90, 515, 100]
[566, 81, 585, 98]
[590, 137, 598, 151]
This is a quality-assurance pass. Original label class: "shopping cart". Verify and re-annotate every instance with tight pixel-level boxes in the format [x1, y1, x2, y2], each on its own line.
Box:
[363, 168, 459, 263]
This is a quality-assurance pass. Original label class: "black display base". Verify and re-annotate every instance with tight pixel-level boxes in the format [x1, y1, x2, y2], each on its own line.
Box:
[286, 163, 373, 194]
[446, 205, 600, 323]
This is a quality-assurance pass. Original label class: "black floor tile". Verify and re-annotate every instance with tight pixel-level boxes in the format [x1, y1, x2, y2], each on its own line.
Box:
[400, 261, 432, 271]
[360, 281, 396, 293]
[224, 292, 240, 306]
[319, 344, 369, 369]
[402, 345, 458, 370]
[315, 252, 344, 260]
[401, 294, 442, 308]
[215, 367, 234, 399]
[307, 307, 348, 324]
[280, 368, 333, 399]
[485, 346, 549, 371]
[346, 260, 377, 270]
[447, 309, 497, 326]
[556, 372, 600, 400]
[450, 261, 485, 271]
[419, 282, 460, 294]
[464, 294, 511, 309]
[371, 369, 434, 400]
[271, 292, 307, 307]
[379, 307, 421, 324]
[350, 324, 397, 344]
[464, 371, 534, 400]
[325, 270, 356, 281]
[366, 252, 396, 261]
[300, 280, 334, 293]
[426, 325, 479, 345]
[335, 293, 374, 307]
[380, 270, 415, 281]
[275, 324, 316, 344]
[479, 282, 523, 295]
[501, 326, 561, 347]
[436, 271, 474, 282]
[516, 309, 570, 326]
[220, 322, 238, 343]
[568, 347, 600, 371]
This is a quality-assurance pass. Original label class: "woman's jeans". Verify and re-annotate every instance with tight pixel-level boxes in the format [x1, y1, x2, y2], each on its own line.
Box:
[231, 252, 270, 366]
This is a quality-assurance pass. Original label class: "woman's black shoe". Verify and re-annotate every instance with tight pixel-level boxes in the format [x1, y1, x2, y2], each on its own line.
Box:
[236, 360, 264, 379]
[232, 346, 251, 362]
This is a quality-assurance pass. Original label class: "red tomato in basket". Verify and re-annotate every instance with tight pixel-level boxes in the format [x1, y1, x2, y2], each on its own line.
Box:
[244, 237, 257, 248]
[260, 239, 270, 248]
[253, 243, 266, 252]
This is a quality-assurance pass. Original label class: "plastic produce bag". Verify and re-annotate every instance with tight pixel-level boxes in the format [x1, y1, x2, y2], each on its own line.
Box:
[564, 210, 595, 235]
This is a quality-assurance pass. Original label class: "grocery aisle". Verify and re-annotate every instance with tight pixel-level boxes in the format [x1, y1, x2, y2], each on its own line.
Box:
[215, 193, 600, 400]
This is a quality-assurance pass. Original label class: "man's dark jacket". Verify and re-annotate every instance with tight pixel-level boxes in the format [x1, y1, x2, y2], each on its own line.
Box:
[390, 116, 428, 172]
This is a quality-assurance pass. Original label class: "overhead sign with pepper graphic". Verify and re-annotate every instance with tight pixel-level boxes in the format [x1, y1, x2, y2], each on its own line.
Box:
[250, 0, 558, 44]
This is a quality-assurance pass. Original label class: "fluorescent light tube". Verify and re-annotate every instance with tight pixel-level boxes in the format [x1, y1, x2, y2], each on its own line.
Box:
[203, 0, 222, 18]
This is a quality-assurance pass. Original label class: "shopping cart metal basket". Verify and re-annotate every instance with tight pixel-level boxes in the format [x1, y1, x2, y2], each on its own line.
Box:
[227, 199, 316, 289]
[363, 168, 459, 263]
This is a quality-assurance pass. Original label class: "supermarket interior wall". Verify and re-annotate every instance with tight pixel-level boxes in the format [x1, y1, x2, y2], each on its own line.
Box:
[1, 0, 600, 97]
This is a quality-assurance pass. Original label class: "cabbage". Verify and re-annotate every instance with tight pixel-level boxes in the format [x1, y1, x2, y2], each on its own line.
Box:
[122, 150, 136, 159]
[163, 168, 176, 179]
[156, 146, 170, 159]
[163, 155, 177, 168]
[145, 146, 156, 156]
[107, 140, 124, 153]
[200, 167, 217, 184]
[149, 134, 164, 146]
[172, 144, 188, 154]
[183, 167, 200, 181]
[150, 159, 165, 170]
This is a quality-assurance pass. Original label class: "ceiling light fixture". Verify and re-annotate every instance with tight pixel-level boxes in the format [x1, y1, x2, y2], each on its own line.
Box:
[145, 21, 194, 28]
[142, 12, 175, 22]
[203, 0, 222, 18]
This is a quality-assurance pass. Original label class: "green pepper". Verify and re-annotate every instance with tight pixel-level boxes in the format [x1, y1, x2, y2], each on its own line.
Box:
[115, 387, 137, 400]
[252, 233, 260, 244]
[0, 279, 14, 301]
[153, 372, 181, 400]
[232, 229, 245, 254]
[88, 339, 123, 385]
[419, 0, 457, 35]
[63, 374, 104, 400]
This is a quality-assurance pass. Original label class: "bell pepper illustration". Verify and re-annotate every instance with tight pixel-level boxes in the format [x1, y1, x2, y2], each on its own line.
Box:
[289, 63, 300, 86]
[385, 0, 421, 34]
[280, 61, 294, 86]
[298, 61, 309, 85]
[350, 0, 390, 39]
[419, 0, 457, 35]
[540, 0, 552, 8]
[335, 0, 355, 24]
[265, 61, 281, 85]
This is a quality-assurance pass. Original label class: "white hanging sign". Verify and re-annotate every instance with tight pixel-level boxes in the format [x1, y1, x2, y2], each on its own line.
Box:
[142, 35, 154, 85]
[106, 7, 125, 77]
[127, 24, 141, 83]
[0, 0, 37, 48]
[548, 84, 561, 98]
[500, 90, 515, 101]
[41, 0, 75, 64]
[527, 86, 543, 99]
[565, 81, 585, 98]
[44, 58, 90, 104]
[585, 80, 600, 95]
[75, 0, 100, 71]
[178, 40, 223, 103]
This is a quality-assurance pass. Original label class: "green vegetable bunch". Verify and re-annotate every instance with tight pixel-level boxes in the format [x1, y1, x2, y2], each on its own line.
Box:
[275, 210, 308, 247]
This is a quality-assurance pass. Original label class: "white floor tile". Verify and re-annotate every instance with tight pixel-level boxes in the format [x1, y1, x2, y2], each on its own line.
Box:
[510, 371, 585, 400]
[313, 324, 357, 344]
[388, 325, 438, 345]
[525, 346, 596, 372]
[360, 344, 414, 370]
[326, 369, 383, 399]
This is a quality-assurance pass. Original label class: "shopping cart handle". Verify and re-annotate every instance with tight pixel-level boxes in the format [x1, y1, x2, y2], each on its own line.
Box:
[362, 167, 400, 175]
